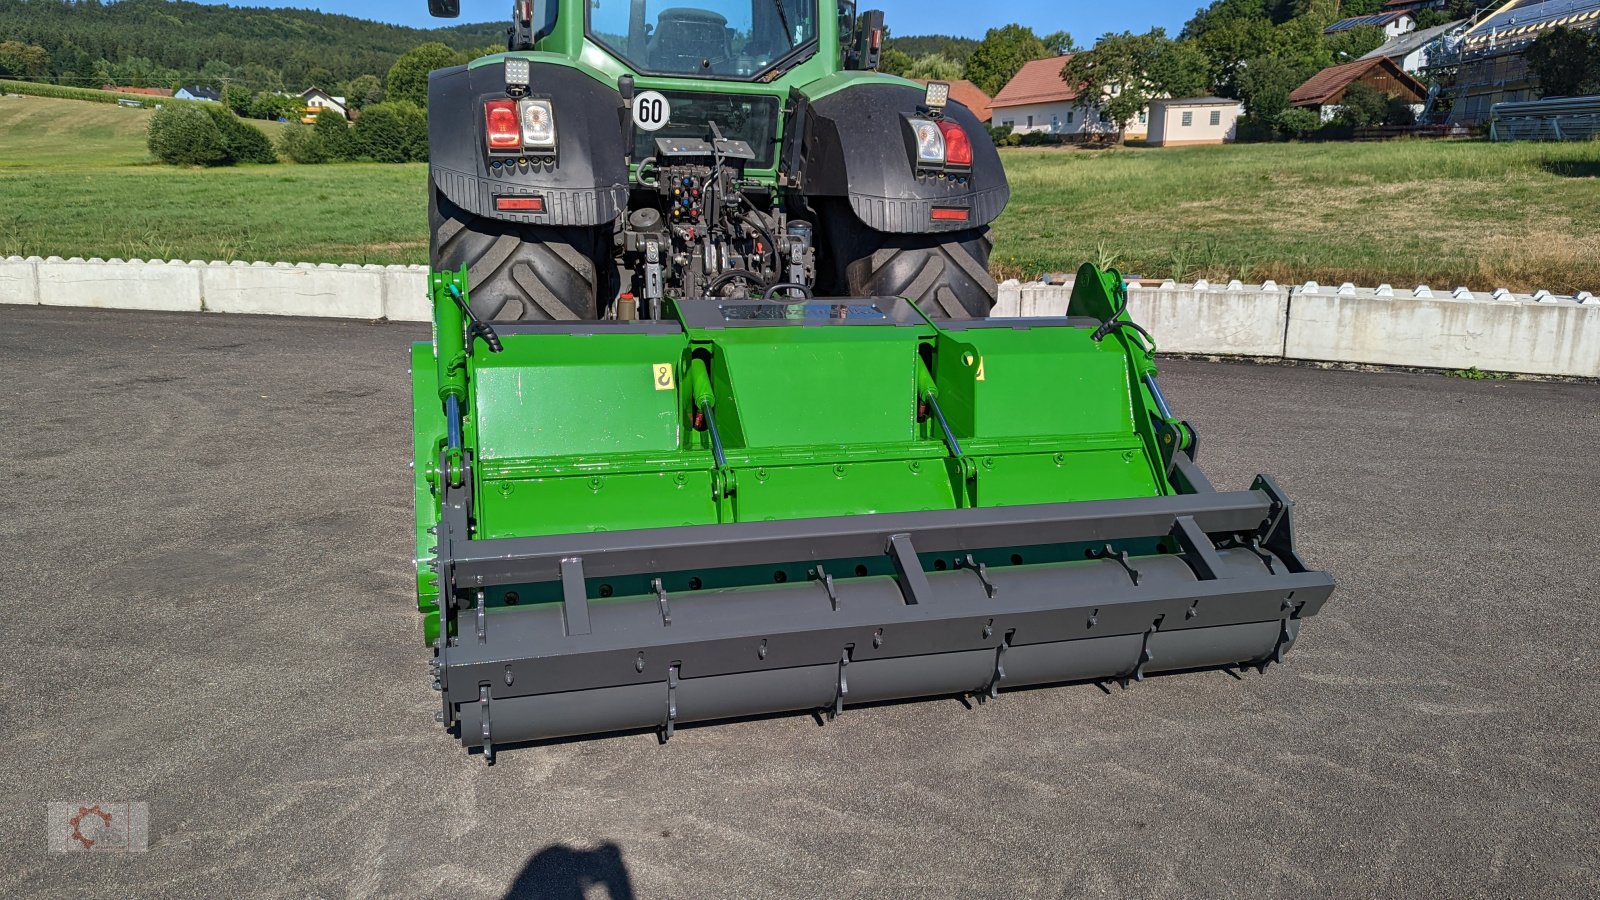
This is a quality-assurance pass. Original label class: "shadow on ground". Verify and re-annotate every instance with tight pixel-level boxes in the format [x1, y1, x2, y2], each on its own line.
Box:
[504, 843, 636, 899]
[1541, 160, 1600, 178]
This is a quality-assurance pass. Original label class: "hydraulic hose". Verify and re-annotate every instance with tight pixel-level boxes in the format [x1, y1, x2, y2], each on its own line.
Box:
[706, 268, 767, 297]
[763, 283, 813, 300]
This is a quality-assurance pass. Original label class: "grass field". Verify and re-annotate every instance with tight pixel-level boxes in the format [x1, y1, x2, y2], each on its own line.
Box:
[2, 93, 1598, 290]
[995, 142, 1600, 292]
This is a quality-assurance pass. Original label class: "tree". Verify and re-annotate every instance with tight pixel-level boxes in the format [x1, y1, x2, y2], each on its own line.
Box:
[197, 59, 237, 88]
[240, 64, 285, 93]
[147, 105, 228, 166]
[312, 107, 354, 161]
[878, 47, 914, 77]
[1195, 16, 1276, 97]
[903, 54, 962, 81]
[352, 101, 428, 162]
[1236, 54, 1321, 133]
[1334, 81, 1389, 126]
[1041, 31, 1077, 56]
[1325, 24, 1385, 63]
[221, 83, 252, 116]
[343, 74, 384, 110]
[965, 25, 1051, 97]
[1060, 30, 1212, 139]
[200, 105, 277, 164]
[247, 91, 300, 122]
[1417, 0, 1483, 29]
[0, 40, 49, 78]
[277, 125, 332, 164]
[386, 43, 465, 108]
[1525, 27, 1600, 99]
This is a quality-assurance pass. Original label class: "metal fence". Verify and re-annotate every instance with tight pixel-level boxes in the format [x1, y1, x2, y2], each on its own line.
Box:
[1491, 95, 1600, 141]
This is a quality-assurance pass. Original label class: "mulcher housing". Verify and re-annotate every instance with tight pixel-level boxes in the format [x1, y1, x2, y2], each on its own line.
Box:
[412, 266, 1336, 759]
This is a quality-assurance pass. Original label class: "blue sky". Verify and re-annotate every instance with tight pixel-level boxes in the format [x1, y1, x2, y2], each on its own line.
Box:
[301, 1, 1200, 40]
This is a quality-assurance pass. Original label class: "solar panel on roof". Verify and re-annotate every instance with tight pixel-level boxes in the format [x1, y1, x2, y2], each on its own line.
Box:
[1477, 0, 1600, 33]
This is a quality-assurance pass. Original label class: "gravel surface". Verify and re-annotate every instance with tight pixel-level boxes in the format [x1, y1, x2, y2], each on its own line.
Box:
[3, 306, 1596, 899]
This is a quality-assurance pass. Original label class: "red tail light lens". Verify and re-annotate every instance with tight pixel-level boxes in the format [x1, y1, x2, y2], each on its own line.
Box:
[484, 100, 521, 150]
[938, 120, 972, 167]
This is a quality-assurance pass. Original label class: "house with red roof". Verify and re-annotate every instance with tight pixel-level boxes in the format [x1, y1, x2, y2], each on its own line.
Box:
[989, 56, 1150, 139]
[1290, 56, 1430, 120]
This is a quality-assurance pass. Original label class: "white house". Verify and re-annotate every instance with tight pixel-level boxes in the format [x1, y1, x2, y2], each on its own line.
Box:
[300, 87, 349, 120]
[990, 56, 1149, 139]
[1325, 11, 1417, 39]
[1147, 97, 1244, 147]
[174, 86, 221, 102]
[1359, 19, 1464, 73]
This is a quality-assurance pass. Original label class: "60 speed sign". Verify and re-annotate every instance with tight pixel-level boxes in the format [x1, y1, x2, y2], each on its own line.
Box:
[633, 91, 671, 132]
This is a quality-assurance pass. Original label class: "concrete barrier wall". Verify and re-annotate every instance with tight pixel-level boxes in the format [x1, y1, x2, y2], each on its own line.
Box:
[1, 256, 430, 322]
[995, 278, 1599, 378]
[1284, 286, 1599, 378]
[5, 256, 1597, 377]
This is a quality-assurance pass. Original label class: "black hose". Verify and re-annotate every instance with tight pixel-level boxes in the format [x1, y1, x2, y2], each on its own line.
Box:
[706, 268, 767, 297]
[763, 283, 813, 300]
[1091, 318, 1154, 345]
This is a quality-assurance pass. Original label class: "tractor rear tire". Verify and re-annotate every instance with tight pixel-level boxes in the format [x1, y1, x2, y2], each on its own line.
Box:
[429, 189, 614, 321]
[823, 206, 997, 318]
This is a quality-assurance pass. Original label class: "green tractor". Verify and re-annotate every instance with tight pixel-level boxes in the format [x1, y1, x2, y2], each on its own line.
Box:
[425, 0, 1001, 318]
[414, 0, 1336, 761]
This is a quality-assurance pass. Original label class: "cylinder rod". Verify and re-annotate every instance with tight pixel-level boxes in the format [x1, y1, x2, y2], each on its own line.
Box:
[926, 393, 963, 458]
[446, 394, 463, 450]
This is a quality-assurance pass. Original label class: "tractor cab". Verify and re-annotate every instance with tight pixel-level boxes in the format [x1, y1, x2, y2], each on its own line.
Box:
[589, 0, 821, 79]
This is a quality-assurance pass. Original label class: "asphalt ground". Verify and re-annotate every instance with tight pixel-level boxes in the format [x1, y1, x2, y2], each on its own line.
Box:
[2, 305, 1596, 899]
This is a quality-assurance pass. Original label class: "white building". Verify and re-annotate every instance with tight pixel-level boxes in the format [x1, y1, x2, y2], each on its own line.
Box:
[1359, 19, 1464, 74]
[1325, 11, 1417, 39]
[990, 56, 1149, 139]
[300, 87, 349, 120]
[1147, 97, 1244, 147]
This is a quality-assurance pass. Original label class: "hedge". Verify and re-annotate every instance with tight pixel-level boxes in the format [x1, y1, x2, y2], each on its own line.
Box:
[147, 104, 277, 166]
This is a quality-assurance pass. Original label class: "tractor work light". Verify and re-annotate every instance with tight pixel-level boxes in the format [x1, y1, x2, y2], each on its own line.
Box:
[923, 81, 950, 112]
[485, 100, 522, 151]
[503, 57, 531, 96]
[907, 117, 945, 165]
[519, 100, 556, 149]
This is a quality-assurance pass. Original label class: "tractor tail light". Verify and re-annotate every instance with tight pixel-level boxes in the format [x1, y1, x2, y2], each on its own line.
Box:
[485, 100, 521, 150]
[938, 120, 972, 167]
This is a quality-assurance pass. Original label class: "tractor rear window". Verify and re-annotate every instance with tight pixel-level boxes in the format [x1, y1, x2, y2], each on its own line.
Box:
[589, 0, 818, 79]
[632, 92, 782, 168]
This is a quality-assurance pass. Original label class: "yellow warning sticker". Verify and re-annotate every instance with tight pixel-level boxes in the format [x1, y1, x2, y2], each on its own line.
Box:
[653, 363, 676, 390]
[975, 358, 986, 381]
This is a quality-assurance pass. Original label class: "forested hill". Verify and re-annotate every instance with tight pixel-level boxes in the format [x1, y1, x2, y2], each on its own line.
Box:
[0, 0, 504, 89]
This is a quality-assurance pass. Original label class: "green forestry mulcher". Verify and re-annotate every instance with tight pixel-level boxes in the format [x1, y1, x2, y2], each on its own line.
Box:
[413, 0, 1336, 760]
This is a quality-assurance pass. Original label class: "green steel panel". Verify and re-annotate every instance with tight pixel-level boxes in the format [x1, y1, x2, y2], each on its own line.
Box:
[701, 328, 927, 449]
[972, 449, 1163, 508]
[470, 333, 688, 461]
[477, 468, 719, 538]
[933, 326, 1136, 441]
[731, 457, 960, 521]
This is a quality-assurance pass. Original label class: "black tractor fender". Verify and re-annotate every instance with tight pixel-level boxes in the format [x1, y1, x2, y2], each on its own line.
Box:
[427, 58, 629, 229]
[788, 82, 1009, 234]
